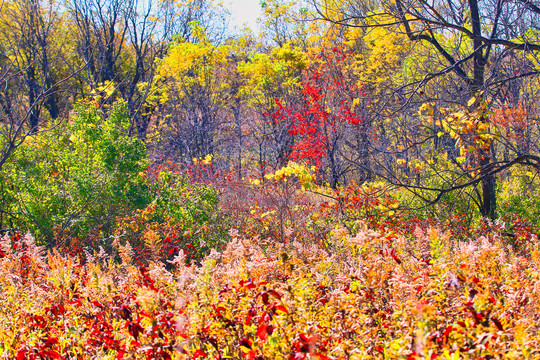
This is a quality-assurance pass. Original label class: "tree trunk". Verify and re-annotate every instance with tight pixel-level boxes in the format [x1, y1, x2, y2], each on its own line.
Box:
[480, 155, 496, 219]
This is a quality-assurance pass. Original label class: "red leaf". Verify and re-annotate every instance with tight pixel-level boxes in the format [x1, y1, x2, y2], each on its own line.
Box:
[245, 307, 257, 325]
[16, 349, 28, 360]
[214, 306, 226, 318]
[259, 292, 269, 305]
[193, 349, 207, 358]
[127, 321, 144, 340]
[50, 305, 65, 317]
[120, 305, 132, 320]
[116, 345, 126, 360]
[267, 290, 282, 300]
[91, 300, 104, 308]
[44, 337, 59, 347]
[390, 252, 402, 265]
[299, 334, 320, 344]
[257, 324, 270, 341]
[443, 325, 452, 338]
[29, 314, 46, 328]
[259, 311, 272, 323]
[69, 298, 82, 306]
[239, 279, 257, 289]
[240, 337, 252, 349]
[257, 324, 267, 341]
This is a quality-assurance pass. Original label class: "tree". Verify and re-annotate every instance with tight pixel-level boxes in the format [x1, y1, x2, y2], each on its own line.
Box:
[1, 98, 148, 242]
[68, 0, 224, 138]
[270, 45, 368, 187]
[312, 0, 540, 218]
[154, 26, 234, 163]
[238, 40, 308, 174]
[0, 0, 81, 173]
[0, 0, 75, 131]
[259, 0, 312, 46]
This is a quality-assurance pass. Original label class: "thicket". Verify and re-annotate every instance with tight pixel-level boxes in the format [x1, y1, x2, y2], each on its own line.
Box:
[1, 172, 540, 359]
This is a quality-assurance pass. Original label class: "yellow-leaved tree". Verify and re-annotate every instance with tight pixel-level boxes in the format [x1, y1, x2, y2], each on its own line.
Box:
[153, 24, 253, 167]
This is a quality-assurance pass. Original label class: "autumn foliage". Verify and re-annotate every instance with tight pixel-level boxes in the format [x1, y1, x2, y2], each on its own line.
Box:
[267, 47, 367, 186]
[2, 171, 540, 359]
[3, 0, 540, 359]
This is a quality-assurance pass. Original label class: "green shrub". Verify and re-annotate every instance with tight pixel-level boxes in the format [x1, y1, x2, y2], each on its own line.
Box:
[0, 99, 150, 243]
[114, 164, 229, 264]
[498, 167, 540, 227]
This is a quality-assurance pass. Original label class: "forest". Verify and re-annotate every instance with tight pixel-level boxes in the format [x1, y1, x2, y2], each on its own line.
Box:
[2, 0, 540, 358]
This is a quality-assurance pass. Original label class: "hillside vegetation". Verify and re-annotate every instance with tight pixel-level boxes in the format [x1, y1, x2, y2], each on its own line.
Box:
[2, 0, 540, 358]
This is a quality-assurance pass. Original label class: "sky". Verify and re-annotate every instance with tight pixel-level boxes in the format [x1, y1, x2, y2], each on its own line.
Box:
[224, 0, 262, 33]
